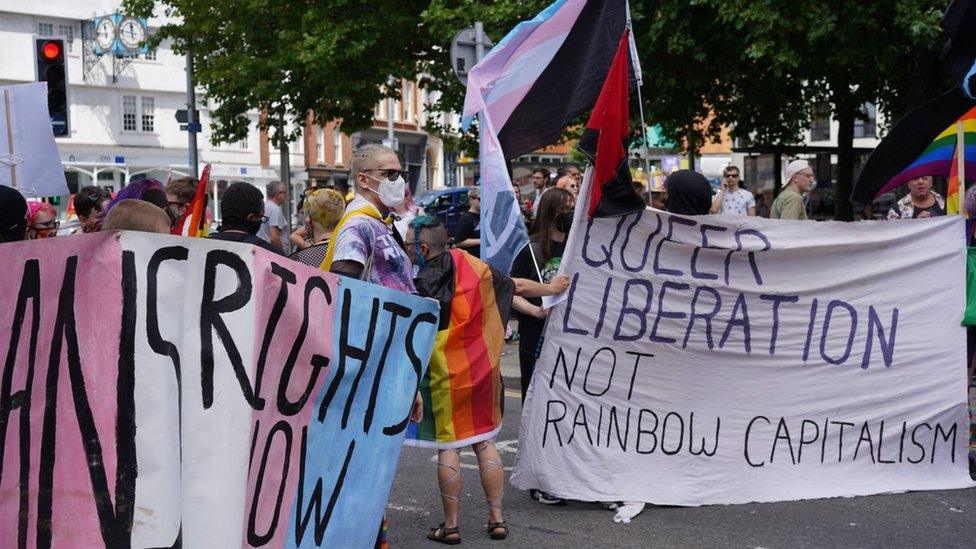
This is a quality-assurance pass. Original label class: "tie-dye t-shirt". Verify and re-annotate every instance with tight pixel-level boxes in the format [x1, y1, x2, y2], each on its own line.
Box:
[330, 197, 416, 294]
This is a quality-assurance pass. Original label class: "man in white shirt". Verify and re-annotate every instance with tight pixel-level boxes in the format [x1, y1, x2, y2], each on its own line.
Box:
[257, 180, 289, 249]
[530, 167, 551, 219]
[710, 165, 756, 216]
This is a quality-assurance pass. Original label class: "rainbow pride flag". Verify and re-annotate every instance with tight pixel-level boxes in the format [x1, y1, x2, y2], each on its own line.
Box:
[406, 249, 512, 448]
[879, 106, 976, 200]
[173, 163, 211, 237]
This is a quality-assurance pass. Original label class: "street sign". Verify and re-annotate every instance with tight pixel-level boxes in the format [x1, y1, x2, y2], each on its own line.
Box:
[175, 109, 200, 124]
[180, 123, 202, 133]
[450, 25, 493, 86]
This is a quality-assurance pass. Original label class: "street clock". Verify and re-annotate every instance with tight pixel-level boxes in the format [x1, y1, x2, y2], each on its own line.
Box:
[95, 16, 116, 52]
[118, 16, 147, 52]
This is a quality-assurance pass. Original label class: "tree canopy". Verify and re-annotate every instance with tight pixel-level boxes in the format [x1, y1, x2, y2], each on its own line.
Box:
[123, 0, 548, 147]
[637, 0, 952, 219]
[127, 0, 956, 218]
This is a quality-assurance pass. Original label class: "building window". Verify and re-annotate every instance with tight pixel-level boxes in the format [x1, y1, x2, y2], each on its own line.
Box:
[333, 127, 343, 165]
[38, 22, 54, 36]
[316, 126, 325, 163]
[375, 100, 386, 121]
[404, 83, 414, 123]
[141, 97, 155, 132]
[122, 95, 138, 131]
[854, 102, 877, 139]
[123, 95, 156, 133]
[811, 104, 831, 141]
[394, 94, 402, 122]
[145, 49, 157, 60]
[58, 24, 75, 53]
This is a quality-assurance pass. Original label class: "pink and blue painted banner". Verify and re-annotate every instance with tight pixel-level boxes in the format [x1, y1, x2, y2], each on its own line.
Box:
[0, 231, 438, 548]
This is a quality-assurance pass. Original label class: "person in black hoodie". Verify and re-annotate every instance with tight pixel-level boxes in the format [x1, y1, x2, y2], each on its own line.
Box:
[0, 186, 28, 243]
[209, 182, 285, 255]
[665, 169, 713, 215]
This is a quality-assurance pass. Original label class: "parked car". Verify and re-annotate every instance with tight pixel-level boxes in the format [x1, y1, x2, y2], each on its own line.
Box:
[415, 187, 472, 234]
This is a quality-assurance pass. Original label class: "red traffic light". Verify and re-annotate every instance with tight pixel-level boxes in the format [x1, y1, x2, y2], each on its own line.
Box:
[42, 41, 61, 60]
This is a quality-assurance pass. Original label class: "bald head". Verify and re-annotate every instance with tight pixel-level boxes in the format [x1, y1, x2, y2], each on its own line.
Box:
[102, 199, 172, 234]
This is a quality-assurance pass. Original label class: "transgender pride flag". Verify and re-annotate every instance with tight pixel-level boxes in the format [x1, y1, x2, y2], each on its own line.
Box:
[462, 0, 628, 273]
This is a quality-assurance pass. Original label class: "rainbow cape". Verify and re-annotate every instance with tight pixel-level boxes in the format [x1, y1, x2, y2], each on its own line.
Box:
[406, 249, 514, 448]
[173, 163, 211, 237]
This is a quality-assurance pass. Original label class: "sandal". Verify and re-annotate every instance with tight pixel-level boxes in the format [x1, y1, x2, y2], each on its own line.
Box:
[487, 521, 508, 540]
[428, 523, 461, 545]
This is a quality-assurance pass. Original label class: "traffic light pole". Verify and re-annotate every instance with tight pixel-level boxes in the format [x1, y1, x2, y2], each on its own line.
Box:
[386, 76, 397, 151]
[186, 49, 198, 179]
[278, 111, 293, 246]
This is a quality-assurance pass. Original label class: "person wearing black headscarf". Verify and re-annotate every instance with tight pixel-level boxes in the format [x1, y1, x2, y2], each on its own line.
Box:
[0, 186, 28, 242]
[664, 170, 713, 215]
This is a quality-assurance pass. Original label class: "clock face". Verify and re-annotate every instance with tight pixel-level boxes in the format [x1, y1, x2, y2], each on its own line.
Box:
[118, 17, 146, 50]
[95, 17, 116, 50]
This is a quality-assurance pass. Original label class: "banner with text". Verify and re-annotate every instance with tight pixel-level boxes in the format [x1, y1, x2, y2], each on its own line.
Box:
[0, 231, 438, 547]
[512, 211, 975, 505]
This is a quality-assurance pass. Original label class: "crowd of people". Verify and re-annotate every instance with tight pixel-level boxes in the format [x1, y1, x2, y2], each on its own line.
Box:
[2, 144, 974, 545]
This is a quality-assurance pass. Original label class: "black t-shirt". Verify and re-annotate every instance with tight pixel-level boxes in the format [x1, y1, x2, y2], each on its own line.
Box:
[209, 230, 285, 255]
[510, 238, 566, 357]
[912, 202, 945, 218]
[454, 211, 481, 258]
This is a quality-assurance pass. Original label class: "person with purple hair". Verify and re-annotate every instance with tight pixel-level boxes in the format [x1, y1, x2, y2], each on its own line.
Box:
[102, 178, 169, 217]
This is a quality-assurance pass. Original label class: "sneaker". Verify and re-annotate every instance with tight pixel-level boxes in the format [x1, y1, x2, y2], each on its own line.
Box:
[530, 489, 566, 506]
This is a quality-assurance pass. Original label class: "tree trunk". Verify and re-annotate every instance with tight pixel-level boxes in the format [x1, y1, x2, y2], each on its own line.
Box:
[834, 96, 856, 222]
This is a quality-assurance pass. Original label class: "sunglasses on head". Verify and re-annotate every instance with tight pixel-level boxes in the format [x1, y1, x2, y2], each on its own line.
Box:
[366, 169, 407, 182]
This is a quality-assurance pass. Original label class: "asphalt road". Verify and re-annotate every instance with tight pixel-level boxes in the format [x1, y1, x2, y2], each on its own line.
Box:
[386, 390, 976, 549]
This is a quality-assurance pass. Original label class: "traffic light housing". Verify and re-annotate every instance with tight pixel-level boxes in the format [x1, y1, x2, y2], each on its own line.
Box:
[35, 38, 69, 137]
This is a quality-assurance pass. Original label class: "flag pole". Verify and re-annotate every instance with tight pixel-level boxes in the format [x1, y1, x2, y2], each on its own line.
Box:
[958, 121, 966, 218]
[626, 1, 652, 183]
[3, 89, 16, 188]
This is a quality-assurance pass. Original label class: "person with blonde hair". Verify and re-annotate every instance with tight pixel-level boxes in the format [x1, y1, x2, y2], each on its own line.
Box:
[289, 187, 346, 267]
[102, 199, 172, 234]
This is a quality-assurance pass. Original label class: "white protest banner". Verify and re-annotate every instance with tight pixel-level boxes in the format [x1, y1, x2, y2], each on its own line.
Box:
[0, 82, 69, 197]
[512, 208, 975, 505]
[0, 231, 438, 547]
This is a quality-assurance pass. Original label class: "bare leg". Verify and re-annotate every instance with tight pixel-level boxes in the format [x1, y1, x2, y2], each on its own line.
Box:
[437, 449, 462, 530]
[473, 441, 504, 526]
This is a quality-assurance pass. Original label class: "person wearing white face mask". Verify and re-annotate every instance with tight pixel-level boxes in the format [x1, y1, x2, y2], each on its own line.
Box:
[322, 143, 415, 291]
[320, 143, 423, 548]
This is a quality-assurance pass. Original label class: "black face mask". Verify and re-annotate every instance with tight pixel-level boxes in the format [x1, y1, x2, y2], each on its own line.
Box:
[223, 216, 263, 235]
[241, 218, 264, 235]
[554, 211, 574, 233]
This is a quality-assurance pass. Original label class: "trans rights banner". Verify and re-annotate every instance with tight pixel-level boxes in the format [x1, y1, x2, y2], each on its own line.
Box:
[512, 210, 975, 505]
[0, 231, 439, 547]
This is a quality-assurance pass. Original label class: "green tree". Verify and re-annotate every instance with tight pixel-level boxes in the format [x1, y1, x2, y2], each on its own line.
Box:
[125, 0, 434, 145]
[123, 0, 546, 150]
[636, 0, 952, 220]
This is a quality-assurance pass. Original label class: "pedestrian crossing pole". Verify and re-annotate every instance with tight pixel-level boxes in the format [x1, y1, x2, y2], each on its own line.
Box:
[186, 48, 198, 179]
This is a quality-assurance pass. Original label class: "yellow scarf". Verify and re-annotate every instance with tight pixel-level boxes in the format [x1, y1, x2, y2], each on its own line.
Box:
[319, 200, 393, 272]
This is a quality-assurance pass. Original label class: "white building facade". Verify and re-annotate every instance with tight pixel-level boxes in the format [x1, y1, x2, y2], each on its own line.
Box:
[0, 0, 290, 197]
